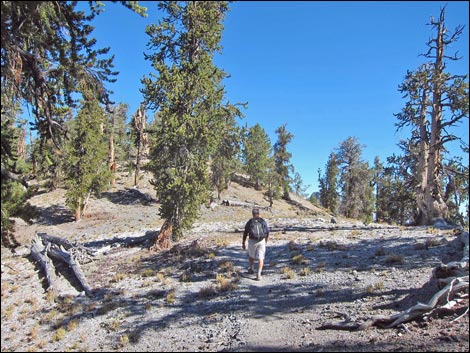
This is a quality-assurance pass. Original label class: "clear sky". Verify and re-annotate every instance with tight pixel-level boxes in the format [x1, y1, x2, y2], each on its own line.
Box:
[83, 1, 469, 195]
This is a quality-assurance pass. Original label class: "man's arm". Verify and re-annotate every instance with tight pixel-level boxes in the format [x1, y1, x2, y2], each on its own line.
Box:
[263, 219, 269, 243]
[242, 220, 250, 249]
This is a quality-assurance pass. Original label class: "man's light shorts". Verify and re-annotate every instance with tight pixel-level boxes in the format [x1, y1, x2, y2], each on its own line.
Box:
[248, 238, 266, 260]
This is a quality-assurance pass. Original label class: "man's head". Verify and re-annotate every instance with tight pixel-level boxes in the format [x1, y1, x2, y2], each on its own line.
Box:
[252, 208, 260, 217]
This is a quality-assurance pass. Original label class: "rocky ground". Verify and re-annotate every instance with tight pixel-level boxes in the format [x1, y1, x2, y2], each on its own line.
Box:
[1, 173, 468, 352]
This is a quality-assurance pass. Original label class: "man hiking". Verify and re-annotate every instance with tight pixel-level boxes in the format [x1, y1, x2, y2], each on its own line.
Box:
[242, 208, 269, 281]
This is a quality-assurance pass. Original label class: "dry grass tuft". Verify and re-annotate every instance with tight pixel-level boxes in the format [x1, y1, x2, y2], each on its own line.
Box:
[216, 274, 238, 292]
[52, 327, 67, 341]
[28, 324, 40, 340]
[319, 240, 346, 251]
[218, 260, 234, 273]
[280, 266, 295, 279]
[110, 273, 126, 283]
[119, 334, 129, 347]
[205, 252, 216, 260]
[198, 284, 217, 298]
[214, 237, 230, 247]
[288, 240, 300, 252]
[180, 273, 192, 282]
[291, 254, 307, 265]
[141, 268, 155, 277]
[45, 288, 55, 303]
[366, 281, 385, 293]
[166, 289, 176, 304]
[66, 319, 79, 331]
[425, 237, 443, 248]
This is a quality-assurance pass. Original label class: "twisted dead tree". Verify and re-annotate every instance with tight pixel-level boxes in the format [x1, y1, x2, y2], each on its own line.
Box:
[317, 230, 469, 331]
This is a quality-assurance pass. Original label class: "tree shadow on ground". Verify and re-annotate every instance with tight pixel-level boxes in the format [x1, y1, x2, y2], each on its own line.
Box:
[32, 204, 75, 225]
[101, 188, 157, 206]
[83, 230, 157, 250]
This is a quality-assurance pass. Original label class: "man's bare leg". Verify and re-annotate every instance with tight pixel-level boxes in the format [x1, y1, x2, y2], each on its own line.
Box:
[257, 259, 264, 280]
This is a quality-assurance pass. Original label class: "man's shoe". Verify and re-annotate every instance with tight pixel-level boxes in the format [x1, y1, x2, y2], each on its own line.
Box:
[256, 274, 262, 281]
[247, 268, 254, 274]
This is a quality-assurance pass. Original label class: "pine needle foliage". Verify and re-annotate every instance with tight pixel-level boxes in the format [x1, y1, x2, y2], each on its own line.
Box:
[142, 1, 242, 239]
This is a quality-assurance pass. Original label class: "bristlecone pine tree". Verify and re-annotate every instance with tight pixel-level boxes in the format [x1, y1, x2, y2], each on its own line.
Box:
[130, 104, 149, 187]
[318, 152, 339, 214]
[395, 7, 469, 225]
[273, 124, 294, 201]
[105, 103, 129, 187]
[142, 1, 242, 248]
[243, 123, 272, 190]
[336, 136, 374, 222]
[63, 100, 111, 222]
[211, 115, 243, 200]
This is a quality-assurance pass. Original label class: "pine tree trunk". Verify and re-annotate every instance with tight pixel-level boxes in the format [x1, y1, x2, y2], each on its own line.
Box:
[32, 157, 37, 177]
[82, 192, 91, 217]
[150, 219, 172, 251]
[75, 198, 81, 222]
[133, 105, 147, 188]
[17, 128, 27, 160]
[30, 130, 37, 177]
[418, 16, 448, 225]
[109, 129, 116, 187]
[415, 88, 431, 225]
[134, 142, 141, 187]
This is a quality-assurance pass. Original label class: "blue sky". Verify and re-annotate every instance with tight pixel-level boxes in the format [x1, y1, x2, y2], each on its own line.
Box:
[84, 1, 469, 195]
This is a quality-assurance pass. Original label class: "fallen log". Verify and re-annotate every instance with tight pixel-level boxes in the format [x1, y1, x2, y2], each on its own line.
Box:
[38, 232, 95, 264]
[30, 235, 59, 298]
[30, 232, 95, 297]
[47, 245, 93, 296]
[37, 232, 74, 249]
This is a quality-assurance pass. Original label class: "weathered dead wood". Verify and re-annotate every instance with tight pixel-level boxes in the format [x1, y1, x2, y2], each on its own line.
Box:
[382, 276, 468, 328]
[30, 235, 59, 298]
[31, 232, 95, 297]
[317, 230, 469, 331]
[37, 232, 74, 249]
[434, 231, 469, 280]
[37, 232, 95, 263]
[47, 245, 92, 296]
